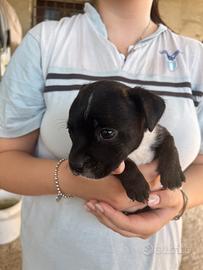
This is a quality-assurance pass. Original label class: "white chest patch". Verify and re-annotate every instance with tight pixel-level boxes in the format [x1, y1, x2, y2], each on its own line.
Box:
[128, 127, 159, 165]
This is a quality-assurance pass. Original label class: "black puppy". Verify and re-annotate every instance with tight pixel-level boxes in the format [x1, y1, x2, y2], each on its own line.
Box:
[67, 81, 185, 202]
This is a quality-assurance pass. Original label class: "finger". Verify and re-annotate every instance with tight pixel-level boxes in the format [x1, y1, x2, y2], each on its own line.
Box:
[90, 206, 139, 238]
[122, 202, 147, 213]
[94, 201, 177, 236]
[87, 201, 136, 232]
[90, 201, 152, 234]
[112, 161, 125, 174]
[86, 201, 176, 237]
[147, 189, 183, 210]
[85, 200, 98, 211]
[86, 199, 147, 218]
[85, 201, 138, 237]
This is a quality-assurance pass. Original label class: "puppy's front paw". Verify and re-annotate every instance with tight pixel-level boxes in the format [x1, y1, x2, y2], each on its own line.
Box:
[117, 158, 150, 203]
[126, 180, 150, 203]
[159, 165, 185, 190]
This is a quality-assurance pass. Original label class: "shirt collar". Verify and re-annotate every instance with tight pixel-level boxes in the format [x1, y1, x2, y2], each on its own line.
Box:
[84, 2, 167, 43]
[84, 2, 108, 38]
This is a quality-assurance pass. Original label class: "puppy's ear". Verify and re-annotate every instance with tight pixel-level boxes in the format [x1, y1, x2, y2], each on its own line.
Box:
[129, 87, 165, 132]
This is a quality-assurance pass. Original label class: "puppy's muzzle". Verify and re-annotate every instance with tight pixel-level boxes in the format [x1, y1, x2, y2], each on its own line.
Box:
[69, 155, 93, 176]
[69, 160, 85, 175]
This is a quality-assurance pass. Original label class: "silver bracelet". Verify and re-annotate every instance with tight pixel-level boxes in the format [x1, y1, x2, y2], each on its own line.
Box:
[54, 159, 73, 201]
[173, 189, 188, 220]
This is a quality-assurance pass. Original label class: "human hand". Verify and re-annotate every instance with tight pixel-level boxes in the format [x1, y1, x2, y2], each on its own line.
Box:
[72, 159, 159, 211]
[78, 159, 161, 214]
[85, 187, 184, 238]
[110, 160, 161, 212]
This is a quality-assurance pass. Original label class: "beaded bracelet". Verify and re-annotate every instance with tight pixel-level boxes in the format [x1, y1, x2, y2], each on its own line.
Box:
[54, 159, 73, 201]
[173, 189, 188, 220]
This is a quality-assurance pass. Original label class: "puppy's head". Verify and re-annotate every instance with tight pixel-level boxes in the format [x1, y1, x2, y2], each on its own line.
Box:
[68, 81, 165, 179]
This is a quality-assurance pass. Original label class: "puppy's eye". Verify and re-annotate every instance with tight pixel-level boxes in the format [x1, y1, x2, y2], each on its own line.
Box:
[99, 128, 118, 141]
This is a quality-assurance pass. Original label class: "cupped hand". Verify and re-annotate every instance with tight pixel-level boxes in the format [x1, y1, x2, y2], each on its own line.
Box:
[85, 160, 184, 238]
[85, 188, 184, 238]
[109, 160, 161, 212]
[98, 160, 160, 211]
[67, 159, 159, 212]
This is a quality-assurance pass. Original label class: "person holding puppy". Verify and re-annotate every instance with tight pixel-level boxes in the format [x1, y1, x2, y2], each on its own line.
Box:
[0, 0, 203, 269]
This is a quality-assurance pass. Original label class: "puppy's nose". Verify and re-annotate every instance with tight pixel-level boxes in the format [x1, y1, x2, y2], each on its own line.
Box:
[69, 156, 90, 174]
[71, 161, 84, 174]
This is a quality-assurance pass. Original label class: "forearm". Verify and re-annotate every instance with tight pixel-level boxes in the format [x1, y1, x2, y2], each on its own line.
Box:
[183, 155, 203, 209]
[0, 151, 77, 196]
[0, 150, 121, 203]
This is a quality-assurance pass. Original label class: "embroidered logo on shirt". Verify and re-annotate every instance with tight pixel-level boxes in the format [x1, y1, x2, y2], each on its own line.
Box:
[160, 50, 181, 72]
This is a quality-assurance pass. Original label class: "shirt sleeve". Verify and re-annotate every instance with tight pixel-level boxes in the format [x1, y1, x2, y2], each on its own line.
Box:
[0, 29, 45, 138]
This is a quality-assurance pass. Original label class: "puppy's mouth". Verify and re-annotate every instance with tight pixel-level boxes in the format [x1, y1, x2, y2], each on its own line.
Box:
[69, 163, 111, 180]
[71, 169, 104, 180]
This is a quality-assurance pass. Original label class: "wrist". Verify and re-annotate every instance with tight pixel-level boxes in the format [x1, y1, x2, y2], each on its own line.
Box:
[54, 159, 73, 201]
[173, 189, 188, 220]
[58, 160, 99, 200]
[57, 159, 78, 197]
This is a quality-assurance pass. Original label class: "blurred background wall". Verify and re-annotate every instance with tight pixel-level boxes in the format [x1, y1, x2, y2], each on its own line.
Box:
[6, 0, 203, 41]
[159, 0, 203, 41]
[8, 0, 32, 35]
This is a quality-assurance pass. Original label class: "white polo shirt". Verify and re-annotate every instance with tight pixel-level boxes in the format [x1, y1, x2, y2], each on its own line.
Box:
[0, 3, 203, 270]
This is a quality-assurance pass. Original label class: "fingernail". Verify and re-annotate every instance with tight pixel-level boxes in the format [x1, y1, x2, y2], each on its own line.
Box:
[86, 202, 96, 211]
[148, 195, 160, 206]
[95, 204, 104, 213]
